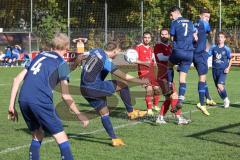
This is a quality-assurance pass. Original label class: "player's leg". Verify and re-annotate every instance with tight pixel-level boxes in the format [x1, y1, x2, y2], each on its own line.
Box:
[156, 96, 170, 124]
[193, 53, 207, 106]
[173, 51, 193, 112]
[217, 72, 230, 108]
[176, 71, 187, 108]
[112, 80, 147, 119]
[19, 101, 44, 160]
[114, 80, 133, 112]
[198, 75, 206, 106]
[145, 85, 154, 115]
[196, 74, 210, 116]
[153, 86, 160, 111]
[29, 103, 74, 159]
[53, 131, 74, 160]
[167, 61, 175, 93]
[30, 129, 44, 160]
[171, 89, 189, 125]
[98, 106, 125, 147]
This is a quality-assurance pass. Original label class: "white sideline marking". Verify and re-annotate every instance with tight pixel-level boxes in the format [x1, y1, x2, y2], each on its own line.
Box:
[1, 102, 239, 155]
[0, 84, 10, 86]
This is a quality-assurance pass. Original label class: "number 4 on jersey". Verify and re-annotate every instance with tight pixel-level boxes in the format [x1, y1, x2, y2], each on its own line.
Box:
[30, 57, 46, 75]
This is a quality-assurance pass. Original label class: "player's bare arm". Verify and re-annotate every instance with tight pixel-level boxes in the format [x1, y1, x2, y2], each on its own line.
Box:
[193, 32, 198, 41]
[60, 80, 89, 127]
[134, 59, 151, 67]
[224, 56, 233, 73]
[112, 69, 149, 85]
[8, 69, 28, 122]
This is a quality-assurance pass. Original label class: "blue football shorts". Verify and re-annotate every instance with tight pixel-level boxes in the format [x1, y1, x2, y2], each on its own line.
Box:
[80, 80, 117, 111]
[19, 101, 63, 135]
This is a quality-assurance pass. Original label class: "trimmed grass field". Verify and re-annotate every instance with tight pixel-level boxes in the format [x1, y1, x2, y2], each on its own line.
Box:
[0, 66, 240, 160]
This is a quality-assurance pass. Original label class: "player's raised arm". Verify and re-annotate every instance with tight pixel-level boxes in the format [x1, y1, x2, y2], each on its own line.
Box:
[8, 69, 28, 122]
[112, 69, 149, 85]
[60, 80, 89, 127]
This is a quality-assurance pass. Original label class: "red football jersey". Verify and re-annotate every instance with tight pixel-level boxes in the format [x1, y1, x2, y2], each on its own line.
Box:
[135, 43, 155, 77]
[154, 42, 172, 79]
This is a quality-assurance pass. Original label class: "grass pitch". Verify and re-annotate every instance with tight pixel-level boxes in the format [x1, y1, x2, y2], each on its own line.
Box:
[0, 66, 240, 160]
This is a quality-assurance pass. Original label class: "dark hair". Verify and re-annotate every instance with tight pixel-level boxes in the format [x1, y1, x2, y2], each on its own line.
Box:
[160, 28, 169, 33]
[200, 7, 210, 14]
[218, 31, 227, 38]
[143, 31, 152, 37]
[104, 41, 119, 51]
[169, 6, 181, 13]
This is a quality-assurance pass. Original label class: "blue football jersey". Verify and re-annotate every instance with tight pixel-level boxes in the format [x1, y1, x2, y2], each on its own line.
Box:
[81, 48, 117, 86]
[194, 19, 211, 53]
[170, 17, 196, 51]
[208, 45, 231, 69]
[19, 51, 70, 104]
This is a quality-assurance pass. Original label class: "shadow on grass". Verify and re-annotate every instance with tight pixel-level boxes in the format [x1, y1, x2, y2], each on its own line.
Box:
[68, 133, 111, 146]
[15, 124, 69, 137]
[229, 103, 240, 108]
[186, 123, 240, 148]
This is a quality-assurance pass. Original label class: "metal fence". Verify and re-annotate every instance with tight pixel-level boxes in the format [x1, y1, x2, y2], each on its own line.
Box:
[0, 0, 239, 52]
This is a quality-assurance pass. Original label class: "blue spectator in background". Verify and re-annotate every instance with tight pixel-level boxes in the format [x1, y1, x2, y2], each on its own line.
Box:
[3, 46, 12, 66]
[11, 45, 21, 66]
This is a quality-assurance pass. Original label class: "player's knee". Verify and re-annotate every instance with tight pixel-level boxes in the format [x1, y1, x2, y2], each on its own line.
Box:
[217, 84, 224, 91]
[32, 128, 44, 141]
[146, 86, 153, 95]
[199, 75, 206, 82]
[179, 73, 187, 83]
[171, 92, 178, 99]
[116, 81, 128, 91]
[98, 106, 109, 116]
[53, 131, 69, 144]
[153, 87, 160, 95]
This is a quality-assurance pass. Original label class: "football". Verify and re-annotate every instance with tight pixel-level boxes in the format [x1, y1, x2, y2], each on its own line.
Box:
[124, 49, 138, 63]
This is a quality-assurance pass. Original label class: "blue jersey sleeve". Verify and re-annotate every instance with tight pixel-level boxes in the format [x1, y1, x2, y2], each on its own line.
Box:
[203, 21, 211, 33]
[58, 62, 70, 81]
[225, 46, 231, 59]
[170, 21, 175, 36]
[103, 58, 118, 73]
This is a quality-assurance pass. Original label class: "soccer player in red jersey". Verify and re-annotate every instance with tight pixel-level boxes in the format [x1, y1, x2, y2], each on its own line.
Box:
[135, 31, 160, 116]
[154, 28, 189, 125]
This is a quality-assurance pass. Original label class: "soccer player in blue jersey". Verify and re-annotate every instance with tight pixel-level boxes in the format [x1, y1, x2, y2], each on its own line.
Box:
[72, 41, 149, 147]
[8, 33, 89, 160]
[167, 6, 198, 112]
[193, 8, 216, 116]
[208, 32, 233, 108]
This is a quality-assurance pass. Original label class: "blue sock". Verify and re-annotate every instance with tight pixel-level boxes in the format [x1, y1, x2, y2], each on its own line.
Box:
[29, 140, 41, 160]
[178, 83, 186, 102]
[58, 141, 74, 160]
[218, 88, 227, 100]
[101, 114, 117, 139]
[205, 82, 211, 99]
[167, 68, 174, 83]
[119, 86, 133, 112]
[198, 82, 206, 105]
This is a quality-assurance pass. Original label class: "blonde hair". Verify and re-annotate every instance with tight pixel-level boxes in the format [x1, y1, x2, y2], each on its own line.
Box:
[51, 33, 70, 50]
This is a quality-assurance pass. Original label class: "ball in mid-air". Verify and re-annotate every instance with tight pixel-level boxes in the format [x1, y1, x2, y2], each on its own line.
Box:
[124, 49, 138, 64]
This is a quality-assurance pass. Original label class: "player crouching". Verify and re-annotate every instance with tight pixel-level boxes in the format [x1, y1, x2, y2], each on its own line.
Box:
[72, 41, 149, 147]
